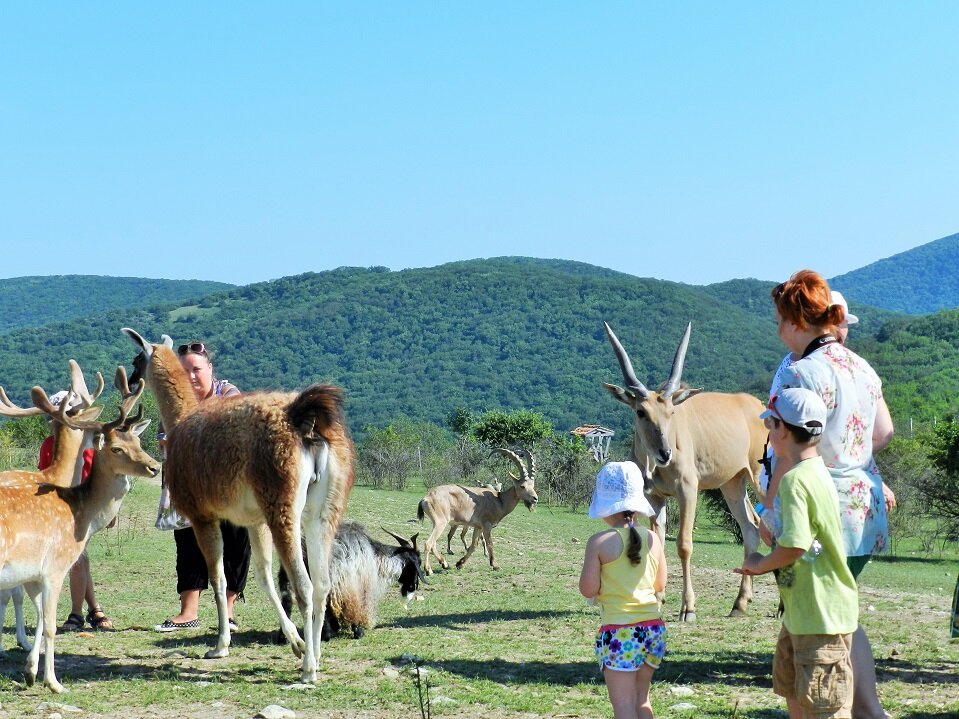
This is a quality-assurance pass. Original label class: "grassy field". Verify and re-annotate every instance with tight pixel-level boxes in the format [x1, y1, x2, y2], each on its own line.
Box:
[1, 478, 957, 718]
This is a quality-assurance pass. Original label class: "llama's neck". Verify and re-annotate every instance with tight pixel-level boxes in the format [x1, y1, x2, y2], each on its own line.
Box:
[150, 347, 201, 429]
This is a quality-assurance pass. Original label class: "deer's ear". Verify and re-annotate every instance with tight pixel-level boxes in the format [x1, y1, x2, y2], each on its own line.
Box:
[96, 434, 106, 451]
[130, 419, 152, 436]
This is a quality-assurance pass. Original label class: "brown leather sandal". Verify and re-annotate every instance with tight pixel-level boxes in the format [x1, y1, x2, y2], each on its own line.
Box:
[87, 606, 115, 631]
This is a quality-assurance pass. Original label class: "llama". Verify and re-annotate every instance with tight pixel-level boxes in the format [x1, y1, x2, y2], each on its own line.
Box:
[276, 522, 423, 642]
[0, 371, 158, 692]
[122, 328, 355, 683]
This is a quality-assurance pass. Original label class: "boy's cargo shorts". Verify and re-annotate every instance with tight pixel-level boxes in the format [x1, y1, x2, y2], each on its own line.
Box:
[772, 627, 853, 718]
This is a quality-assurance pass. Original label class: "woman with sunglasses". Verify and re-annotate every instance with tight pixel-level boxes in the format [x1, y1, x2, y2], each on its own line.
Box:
[154, 341, 251, 633]
[767, 269, 894, 719]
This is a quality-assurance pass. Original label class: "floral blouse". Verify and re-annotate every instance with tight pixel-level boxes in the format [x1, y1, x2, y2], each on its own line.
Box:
[779, 343, 888, 557]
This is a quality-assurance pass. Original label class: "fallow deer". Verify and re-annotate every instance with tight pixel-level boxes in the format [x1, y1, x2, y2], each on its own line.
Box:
[0, 366, 158, 692]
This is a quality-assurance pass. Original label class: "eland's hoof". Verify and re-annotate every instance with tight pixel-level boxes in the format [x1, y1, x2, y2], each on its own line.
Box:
[300, 668, 317, 684]
[679, 610, 697, 623]
[290, 637, 306, 659]
[204, 648, 230, 659]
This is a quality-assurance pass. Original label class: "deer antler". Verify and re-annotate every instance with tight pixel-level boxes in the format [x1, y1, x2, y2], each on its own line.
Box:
[32, 365, 145, 435]
[0, 386, 45, 417]
[68, 360, 105, 409]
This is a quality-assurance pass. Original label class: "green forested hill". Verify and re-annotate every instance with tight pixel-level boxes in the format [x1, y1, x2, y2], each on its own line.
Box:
[0, 259, 786, 437]
[0, 275, 234, 334]
[830, 232, 959, 315]
[702, 278, 902, 340]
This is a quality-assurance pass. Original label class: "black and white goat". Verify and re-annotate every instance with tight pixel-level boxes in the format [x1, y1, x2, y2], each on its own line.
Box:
[277, 521, 423, 642]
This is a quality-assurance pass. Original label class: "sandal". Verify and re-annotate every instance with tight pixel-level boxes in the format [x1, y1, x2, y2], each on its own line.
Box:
[86, 606, 115, 631]
[59, 613, 86, 633]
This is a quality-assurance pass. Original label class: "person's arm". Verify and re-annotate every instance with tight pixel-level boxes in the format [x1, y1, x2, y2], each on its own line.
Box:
[736, 545, 806, 575]
[579, 534, 603, 599]
[873, 396, 894, 453]
[648, 529, 667, 593]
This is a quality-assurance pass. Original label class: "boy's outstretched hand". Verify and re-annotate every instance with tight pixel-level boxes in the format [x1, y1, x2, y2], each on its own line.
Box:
[734, 552, 766, 576]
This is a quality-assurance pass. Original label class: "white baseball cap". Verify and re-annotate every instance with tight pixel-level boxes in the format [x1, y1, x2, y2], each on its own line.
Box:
[48, 390, 81, 410]
[588, 461, 655, 519]
[760, 387, 827, 436]
[831, 290, 858, 326]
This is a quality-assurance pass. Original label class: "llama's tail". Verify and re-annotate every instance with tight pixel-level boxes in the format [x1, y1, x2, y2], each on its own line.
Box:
[287, 384, 347, 444]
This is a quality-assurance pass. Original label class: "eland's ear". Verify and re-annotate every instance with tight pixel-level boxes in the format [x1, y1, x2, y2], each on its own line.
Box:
[671, 387, 703, 405]
[603, 382, 634, 406]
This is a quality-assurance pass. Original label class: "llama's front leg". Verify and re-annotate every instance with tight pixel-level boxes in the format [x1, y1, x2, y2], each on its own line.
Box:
[249, 523, 304, 658]
[192, 520, 231, 659]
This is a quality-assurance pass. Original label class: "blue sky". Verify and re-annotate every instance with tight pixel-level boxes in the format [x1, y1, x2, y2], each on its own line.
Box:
[2, 3, 956, 286]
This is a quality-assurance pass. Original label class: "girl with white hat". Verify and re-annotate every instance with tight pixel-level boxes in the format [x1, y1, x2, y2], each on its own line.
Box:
[579, 461, 668, 718]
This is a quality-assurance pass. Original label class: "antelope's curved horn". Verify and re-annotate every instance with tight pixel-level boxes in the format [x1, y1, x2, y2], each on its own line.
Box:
[604, 322, 650, 398]
[662, 323, 692, 399]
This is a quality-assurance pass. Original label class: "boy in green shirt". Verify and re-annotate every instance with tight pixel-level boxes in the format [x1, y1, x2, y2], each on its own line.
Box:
[737, 387, 859, 719]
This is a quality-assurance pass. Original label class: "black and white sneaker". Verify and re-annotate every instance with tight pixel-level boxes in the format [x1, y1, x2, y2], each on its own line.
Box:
[154, 618, 201, 633]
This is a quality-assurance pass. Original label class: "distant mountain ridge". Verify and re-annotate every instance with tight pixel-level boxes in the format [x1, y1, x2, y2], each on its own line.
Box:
[830, 232, 959, 314]
[0, 275, 234, 334]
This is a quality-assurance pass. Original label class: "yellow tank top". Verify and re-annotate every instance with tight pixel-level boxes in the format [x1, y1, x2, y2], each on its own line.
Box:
[597, 528, 661, 626]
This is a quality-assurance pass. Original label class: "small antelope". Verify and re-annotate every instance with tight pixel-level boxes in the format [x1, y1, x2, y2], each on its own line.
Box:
[418, 448, 538, 574]
[0, 366, 158, 692]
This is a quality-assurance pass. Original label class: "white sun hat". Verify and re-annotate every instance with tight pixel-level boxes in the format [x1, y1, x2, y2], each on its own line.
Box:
[831, 290, 859, 326]
[588, 461, 655, 519]
[48, 390, 81, 410]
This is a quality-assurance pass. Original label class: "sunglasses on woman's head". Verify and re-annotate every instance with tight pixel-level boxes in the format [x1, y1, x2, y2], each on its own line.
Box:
[177, 342, 208, 356]
[773, 282, 786, 299]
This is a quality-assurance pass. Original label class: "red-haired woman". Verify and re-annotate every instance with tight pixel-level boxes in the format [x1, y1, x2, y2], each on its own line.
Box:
[768, 269, 894, 719]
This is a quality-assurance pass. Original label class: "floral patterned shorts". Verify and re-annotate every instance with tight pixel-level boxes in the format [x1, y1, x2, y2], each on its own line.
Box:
[595, 621, 667, 671]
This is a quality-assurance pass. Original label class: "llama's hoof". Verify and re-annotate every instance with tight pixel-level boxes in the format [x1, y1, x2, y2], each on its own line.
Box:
[204, 648, 230, 659]
[24, 670, 36, 687]
[290, 637, 306, 659]
[45, 678, 67, 694]
[300, 668, 317, 684]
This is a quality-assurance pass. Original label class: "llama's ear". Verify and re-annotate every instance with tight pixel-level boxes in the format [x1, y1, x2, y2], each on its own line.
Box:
[122, 327, 153, 358]
[159, 334, 174, 349]
[130, 419, 151, 436]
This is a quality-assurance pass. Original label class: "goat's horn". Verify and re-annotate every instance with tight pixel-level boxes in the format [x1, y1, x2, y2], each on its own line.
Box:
[662, 322, 692, 399]
[604, 322, 650, 399]
[381, 527, 413, 549]
[520, 448, 536, 480]
[493, 447, 527, 479]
